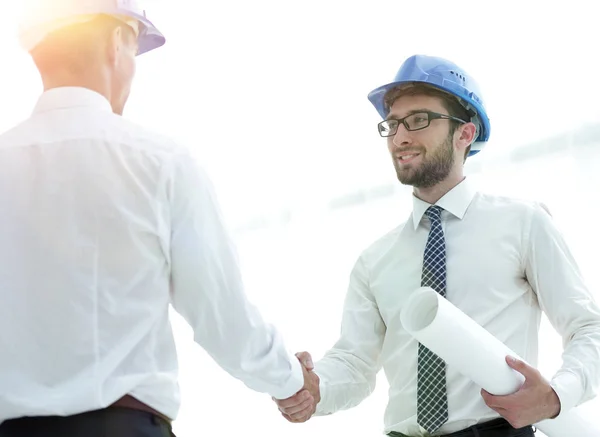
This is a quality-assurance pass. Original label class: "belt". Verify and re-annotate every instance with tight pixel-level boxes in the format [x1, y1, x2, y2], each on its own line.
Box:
[110, 395, 172, 425]
[389, 418, 534, 437]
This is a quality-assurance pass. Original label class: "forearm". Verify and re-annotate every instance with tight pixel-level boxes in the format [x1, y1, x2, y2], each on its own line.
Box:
[169, 152, 303, 400]
[313, 351, 378, 415]
[173, 266, 304, 400]
[551, 322, 600, 415]
[525, 202, 600, 415]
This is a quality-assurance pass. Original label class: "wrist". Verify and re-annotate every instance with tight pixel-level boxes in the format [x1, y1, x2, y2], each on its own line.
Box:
[311, 372, 321, 404]
[547, 386, 561, 419]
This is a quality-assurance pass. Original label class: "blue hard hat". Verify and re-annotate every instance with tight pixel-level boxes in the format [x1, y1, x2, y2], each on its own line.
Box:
[18, 0, 165, 56]
[367, 55, 490, 156]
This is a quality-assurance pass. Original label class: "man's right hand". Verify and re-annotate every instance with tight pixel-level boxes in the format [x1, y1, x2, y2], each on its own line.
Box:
[273, 351, 321, 423]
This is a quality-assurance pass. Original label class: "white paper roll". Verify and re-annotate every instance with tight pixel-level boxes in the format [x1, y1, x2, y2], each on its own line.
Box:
[400, 286, 600, 437]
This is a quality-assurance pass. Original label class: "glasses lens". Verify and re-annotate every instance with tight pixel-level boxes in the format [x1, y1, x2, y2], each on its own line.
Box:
[405, 113, 430, 130]
[378, 120, 398, 137]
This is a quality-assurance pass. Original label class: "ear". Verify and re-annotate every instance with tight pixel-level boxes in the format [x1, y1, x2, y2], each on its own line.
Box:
[455, 122, 477, 153]
[107, 26, 124, 66]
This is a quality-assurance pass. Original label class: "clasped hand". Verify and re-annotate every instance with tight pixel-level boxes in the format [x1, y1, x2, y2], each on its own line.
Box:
[273, 351, 320, 423]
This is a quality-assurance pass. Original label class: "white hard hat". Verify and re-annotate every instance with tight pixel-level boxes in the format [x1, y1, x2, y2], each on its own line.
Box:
[18, 0, 165, 55]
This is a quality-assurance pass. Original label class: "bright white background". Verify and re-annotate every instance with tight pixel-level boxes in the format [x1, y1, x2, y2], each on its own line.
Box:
[1, 1, 599, 436]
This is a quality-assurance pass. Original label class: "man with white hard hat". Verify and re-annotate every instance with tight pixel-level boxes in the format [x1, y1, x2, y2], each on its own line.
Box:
[0, 1, 315, 436]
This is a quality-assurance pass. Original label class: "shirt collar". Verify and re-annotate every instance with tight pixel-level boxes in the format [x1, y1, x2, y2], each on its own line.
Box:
[411, 178, 477, 230]
[32, 87, 113, 115]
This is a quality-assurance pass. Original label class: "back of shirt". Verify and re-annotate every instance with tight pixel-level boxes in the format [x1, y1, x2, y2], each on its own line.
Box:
[0, 87, 302, 423]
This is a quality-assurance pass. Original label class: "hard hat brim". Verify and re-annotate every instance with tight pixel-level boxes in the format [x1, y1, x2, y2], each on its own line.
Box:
[121, 10, 165, 55]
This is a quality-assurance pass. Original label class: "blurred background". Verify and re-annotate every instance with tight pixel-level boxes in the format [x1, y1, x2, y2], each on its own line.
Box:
[1, 0, 598, 435]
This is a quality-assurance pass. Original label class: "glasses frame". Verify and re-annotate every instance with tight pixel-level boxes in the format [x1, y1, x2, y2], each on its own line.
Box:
[377, 111, 468, 137]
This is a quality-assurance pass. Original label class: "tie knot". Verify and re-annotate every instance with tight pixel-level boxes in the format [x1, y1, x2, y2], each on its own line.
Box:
[425, 205, 443, 223]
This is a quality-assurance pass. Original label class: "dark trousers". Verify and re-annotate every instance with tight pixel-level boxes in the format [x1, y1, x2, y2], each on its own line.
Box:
[388, 418, 535, 437]
[0, 407, 175, 437]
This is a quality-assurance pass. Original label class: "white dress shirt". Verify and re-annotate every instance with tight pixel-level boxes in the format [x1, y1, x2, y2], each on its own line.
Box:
[0, 87, 303, 424]
[314, 178, 600, 436]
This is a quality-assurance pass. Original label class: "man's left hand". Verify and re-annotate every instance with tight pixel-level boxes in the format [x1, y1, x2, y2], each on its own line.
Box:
[481, 355, 561, 429]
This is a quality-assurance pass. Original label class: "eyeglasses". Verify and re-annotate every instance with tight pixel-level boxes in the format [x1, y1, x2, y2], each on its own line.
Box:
[377, 111, 467, 137]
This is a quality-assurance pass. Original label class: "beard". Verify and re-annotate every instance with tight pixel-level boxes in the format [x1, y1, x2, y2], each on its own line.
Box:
[393, 133, 455, 188]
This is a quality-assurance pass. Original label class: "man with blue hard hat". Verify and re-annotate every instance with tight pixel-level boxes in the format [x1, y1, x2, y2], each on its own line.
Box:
[274, 54, 600, 436]
[0, 1, 315, 436]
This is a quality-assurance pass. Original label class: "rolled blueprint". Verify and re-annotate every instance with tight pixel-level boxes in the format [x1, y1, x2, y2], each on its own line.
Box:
[400, 287, 600, 437]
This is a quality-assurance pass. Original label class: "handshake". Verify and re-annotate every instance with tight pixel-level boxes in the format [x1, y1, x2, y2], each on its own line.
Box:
[273, 351, 321, 423]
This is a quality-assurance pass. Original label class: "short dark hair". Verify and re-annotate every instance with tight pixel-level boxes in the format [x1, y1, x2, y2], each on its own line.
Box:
[384, 83, 472, 128]
[31, 14, 137, 76]
[384, 83, 475, 160]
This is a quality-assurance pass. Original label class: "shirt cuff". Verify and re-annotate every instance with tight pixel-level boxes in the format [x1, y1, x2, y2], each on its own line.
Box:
[270, 354, 304, 400]
[550, 371, 584, 418]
